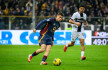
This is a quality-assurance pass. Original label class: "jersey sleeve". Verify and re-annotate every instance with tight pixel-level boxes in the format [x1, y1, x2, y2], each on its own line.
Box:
[35, 20, 47, 29]
[84, 14, 87, 21]
[35, 19, 51, 30]
[71, 13, 76, 20]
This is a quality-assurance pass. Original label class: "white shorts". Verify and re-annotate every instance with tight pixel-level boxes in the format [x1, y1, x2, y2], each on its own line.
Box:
[71, 30, 85, 42]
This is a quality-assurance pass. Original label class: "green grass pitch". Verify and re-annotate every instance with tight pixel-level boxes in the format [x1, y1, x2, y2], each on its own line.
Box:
[0, 45, 108, 70]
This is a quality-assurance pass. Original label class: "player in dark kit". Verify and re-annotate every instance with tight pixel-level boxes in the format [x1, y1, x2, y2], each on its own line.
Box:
[28, 12, 63, 65]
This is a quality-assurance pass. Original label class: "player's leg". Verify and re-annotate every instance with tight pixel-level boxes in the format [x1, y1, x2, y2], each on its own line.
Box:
[40, 38, 53, 65]
[28, 44, 46, 62]
[40, 45, 52, 65]
[79, 32, 86, 60]
[64, 41, 75, 52]
[30, 35, 46, 58]
[66, 41, 75, 47]
[64, 31, 77, 52]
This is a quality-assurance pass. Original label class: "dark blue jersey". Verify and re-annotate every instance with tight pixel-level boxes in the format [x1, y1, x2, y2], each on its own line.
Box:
[35, 18, 60, 41]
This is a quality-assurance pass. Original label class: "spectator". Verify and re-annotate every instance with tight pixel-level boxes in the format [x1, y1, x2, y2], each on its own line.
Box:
[0, 0, 108, 30]
[15, 8, 21, 15]
[26, 0, 32, 12]
[0, 0, 107, 17]
[8, 0, 14, 9]
[42, 2, 47, 10]
[0, 11, 5, 29]
[4, 7, 9, 15]
[8, 7, 14, 15]
[20, 7, 25, 15]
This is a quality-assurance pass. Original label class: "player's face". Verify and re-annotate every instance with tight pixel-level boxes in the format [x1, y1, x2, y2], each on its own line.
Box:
[56, 15, 63, 22]
[79, 7, 85, 13]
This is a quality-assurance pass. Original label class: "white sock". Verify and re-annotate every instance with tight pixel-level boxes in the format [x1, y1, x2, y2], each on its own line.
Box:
[66, 43, 68, 47]
[81, 51, 84, 57]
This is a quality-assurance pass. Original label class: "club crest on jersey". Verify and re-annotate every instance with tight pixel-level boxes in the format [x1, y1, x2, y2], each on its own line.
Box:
[43, 41, 45, 43]
[53, 27, 56, 31]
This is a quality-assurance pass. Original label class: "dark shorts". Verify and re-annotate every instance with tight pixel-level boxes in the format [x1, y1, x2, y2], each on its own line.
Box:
[38, 35, 53, 46]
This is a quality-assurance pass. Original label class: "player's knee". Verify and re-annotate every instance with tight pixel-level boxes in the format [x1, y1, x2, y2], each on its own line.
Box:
[81, 44, 84, 46]
[80, 41, 84, 45]
[41, 48, 46, 52]
[47, 48, 51, 52]
[81, 42, 84, 46]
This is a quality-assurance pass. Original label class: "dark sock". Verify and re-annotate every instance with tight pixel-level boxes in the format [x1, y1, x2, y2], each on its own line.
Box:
[42, 55, 47, 62]
[32, 51, 38, 57]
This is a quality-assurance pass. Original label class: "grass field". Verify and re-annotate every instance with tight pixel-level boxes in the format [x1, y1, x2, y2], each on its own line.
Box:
[0, 45, 108, 70]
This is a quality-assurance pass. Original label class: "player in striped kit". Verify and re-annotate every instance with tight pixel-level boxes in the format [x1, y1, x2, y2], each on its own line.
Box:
[64, 5, 88, 60]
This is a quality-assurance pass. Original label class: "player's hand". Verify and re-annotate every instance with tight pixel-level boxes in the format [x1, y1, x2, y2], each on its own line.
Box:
[77, 23, 81, 26]
[86, 24, 88, 27]
[33, 29, 36, 34]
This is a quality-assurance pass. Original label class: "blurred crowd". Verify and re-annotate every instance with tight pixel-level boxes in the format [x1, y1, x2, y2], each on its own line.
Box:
[0, 0, 108, 17]
[0, 0, 108, 29]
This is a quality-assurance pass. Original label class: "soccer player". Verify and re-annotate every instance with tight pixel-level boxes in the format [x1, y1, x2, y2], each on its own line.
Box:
[28, 12, 63, 65]
[64, 5, 88, 60]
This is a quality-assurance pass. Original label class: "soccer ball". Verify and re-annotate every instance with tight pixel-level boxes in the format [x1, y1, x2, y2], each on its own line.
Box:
[53, 58, 61, 66]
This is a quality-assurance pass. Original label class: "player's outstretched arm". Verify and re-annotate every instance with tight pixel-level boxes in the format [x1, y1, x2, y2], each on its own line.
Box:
[69, 19, 81, 26]
[33, 29, 36, 34]
[33, 19, 48, 34]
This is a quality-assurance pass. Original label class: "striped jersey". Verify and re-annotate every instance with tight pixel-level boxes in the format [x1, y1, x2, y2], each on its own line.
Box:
[71, 12, 87, 32]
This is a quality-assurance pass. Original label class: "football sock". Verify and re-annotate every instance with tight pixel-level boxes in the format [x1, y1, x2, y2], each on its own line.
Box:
[81, 51, 84, 57]
[66, 43, 68, 47]
[42, 55, 47, 62]
[32, 51, 38, 57]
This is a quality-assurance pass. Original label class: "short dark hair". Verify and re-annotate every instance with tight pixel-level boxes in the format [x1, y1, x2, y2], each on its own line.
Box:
[79, 5, 85, 8]
[79, 2, 86, 8]
[57, 12, 64, 16]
